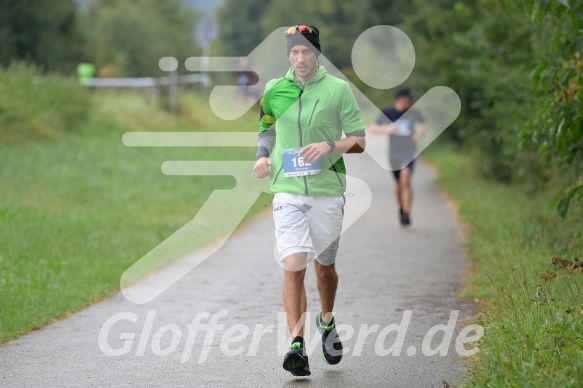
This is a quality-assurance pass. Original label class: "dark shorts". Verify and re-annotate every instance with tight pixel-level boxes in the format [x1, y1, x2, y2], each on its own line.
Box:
[391, 158, 415, 181]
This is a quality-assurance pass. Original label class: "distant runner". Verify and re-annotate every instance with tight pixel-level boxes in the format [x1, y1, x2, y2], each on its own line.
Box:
[370, 87, 427, 226]
[76, 56, 96, 86]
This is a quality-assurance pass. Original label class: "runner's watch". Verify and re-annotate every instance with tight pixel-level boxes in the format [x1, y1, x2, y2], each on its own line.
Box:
[326, 139, 335, 153]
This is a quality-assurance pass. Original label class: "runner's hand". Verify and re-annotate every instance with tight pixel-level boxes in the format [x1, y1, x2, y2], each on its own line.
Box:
[299, 142, 331, 164]
[253, 157, 272, 178]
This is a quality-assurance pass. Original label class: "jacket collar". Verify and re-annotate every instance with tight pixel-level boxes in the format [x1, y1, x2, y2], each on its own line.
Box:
[285, 65, 327, 90]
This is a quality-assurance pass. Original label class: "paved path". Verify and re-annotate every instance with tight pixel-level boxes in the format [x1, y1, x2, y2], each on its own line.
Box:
[0, 139, 473, 387]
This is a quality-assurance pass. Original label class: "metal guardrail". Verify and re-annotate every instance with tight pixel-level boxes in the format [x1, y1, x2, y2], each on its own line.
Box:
[33, 73, 213, 112]
[81, 73, 212, 88]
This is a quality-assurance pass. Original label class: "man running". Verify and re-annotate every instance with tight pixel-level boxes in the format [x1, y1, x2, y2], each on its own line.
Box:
[370, 87, 426, 226]
[253, 24, 366, 376]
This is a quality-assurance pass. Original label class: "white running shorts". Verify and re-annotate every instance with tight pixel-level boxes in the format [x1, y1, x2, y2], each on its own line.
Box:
[272, 192, 345, 266]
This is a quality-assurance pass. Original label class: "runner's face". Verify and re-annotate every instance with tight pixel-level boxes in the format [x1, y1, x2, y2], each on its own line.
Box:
[398, 96, 414, 110]
[289, 45, 318, 81]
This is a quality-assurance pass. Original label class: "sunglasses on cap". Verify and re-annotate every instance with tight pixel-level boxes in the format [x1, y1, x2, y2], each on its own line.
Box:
[285, 25, 319, 36]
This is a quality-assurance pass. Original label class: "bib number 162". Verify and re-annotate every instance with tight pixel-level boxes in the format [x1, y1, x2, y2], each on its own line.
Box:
[282, 147, 322, 177]
[291, 156, 311, 168]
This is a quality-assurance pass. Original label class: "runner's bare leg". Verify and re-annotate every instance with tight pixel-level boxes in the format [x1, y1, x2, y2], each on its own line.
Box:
[314, 261, 338, 323]
[283, 253, 308, 337]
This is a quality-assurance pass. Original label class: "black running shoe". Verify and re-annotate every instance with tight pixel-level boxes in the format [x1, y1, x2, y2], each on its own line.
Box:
[399, 208, 411, 226]
[316, 311, 343, 365]
[282, 342, 311, 376]
[401, 211, 410, 226]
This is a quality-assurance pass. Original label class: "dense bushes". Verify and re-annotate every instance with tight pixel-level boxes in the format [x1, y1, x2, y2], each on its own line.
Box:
[0, 63, 91, 141]
[364, 0, 582, 216]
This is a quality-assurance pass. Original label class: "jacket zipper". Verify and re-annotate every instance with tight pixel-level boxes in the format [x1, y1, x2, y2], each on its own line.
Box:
[272, 165, 284, 186]
[308, 98, 320, 126]
[297, 89, 308, 195]
[329, 156, 344, 188]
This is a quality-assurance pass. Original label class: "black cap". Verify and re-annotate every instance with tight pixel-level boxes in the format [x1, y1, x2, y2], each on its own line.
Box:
[395, 87, 414, 99]
[286, 24, 321, 56]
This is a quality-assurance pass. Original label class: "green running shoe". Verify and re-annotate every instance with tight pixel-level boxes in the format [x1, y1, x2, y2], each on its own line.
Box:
[316, 311, 343, 365]
[282, 342, 311, 376]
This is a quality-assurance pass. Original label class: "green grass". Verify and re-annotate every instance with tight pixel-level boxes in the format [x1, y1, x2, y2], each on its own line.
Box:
[425, 143, 583, 387]
[0, 91, 267, 343]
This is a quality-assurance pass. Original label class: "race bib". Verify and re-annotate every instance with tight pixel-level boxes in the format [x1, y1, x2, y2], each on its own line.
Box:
[395, 120, 413, 136]
[282, 148, 322, 177]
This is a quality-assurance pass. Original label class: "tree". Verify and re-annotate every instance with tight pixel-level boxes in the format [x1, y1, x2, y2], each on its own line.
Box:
[0, 0, 83, 72]
[83, 0, 200, 77]
[213, 0, 272, 56]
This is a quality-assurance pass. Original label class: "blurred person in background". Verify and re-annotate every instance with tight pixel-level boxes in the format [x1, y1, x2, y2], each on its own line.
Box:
[76, 56, 96, 86]
[370, 87, 427, 226]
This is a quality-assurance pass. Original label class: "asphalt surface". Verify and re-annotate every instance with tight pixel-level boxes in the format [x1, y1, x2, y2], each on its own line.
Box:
[0, 139, 474, 387]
